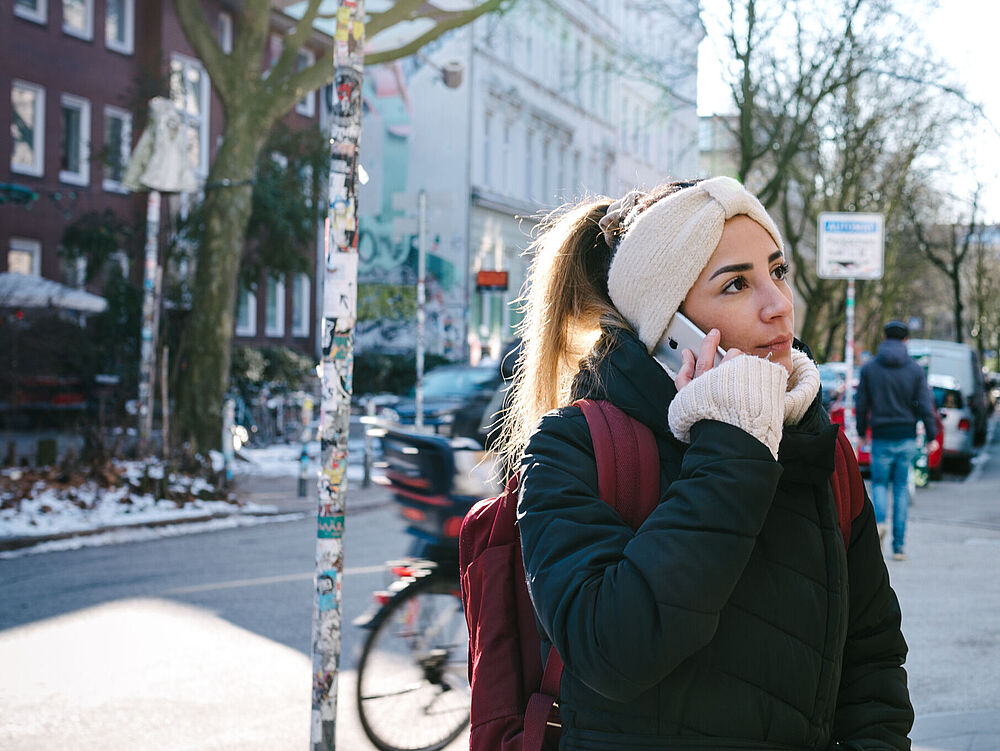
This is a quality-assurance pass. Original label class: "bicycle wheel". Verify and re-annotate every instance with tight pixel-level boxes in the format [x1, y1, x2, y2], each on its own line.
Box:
[356, 573, 469, 751]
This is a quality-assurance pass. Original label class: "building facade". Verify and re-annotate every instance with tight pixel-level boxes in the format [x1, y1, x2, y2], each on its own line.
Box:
[355, 0, 704, 361]
[2, 0, 323, 356]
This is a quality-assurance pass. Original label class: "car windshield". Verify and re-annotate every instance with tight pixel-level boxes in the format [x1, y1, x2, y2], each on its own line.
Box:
[415, 366, 497, 398]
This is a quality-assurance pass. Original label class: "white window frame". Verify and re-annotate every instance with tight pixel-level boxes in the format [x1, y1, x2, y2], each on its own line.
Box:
[102, 105, 132, 193]
[63, 0, 94, 41]
[169, 53, 211, 178]
[11, 80, 46, 177]
[105, 0, 135, 55]
[59, 93, 91, 186]
[218, 11, 233, 55]
[295, 48, 316, 117]
[9, 237, 42, 276]
[265, 274, 286, 337]
[235, 286, 258, 337]
[14, 0, 47, 24]
[291, 273, 311, 337]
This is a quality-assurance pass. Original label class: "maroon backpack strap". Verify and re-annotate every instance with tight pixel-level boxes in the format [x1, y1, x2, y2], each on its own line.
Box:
[522, 646, 564, 751]
[577, 398, 661, 528]
[830, 425, 864, 548]
[522, 400, 661, 751]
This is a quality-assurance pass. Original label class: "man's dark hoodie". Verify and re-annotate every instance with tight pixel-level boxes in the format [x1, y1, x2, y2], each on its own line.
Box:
[856, 338, 938, 441]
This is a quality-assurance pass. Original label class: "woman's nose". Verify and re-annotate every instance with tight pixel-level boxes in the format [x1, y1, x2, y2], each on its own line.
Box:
[761, 284, 793, 320]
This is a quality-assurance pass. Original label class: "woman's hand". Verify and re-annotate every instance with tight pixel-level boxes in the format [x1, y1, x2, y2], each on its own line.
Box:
[675, 328, 743, 390]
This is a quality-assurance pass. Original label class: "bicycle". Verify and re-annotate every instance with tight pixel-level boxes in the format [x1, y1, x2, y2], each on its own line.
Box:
[354, 425, 490, 751]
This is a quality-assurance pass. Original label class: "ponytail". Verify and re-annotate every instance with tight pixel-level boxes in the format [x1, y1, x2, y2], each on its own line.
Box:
[495, 198, 634, 479]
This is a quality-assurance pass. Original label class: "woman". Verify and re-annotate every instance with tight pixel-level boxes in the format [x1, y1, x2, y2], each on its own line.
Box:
[498, 177, 913, 749]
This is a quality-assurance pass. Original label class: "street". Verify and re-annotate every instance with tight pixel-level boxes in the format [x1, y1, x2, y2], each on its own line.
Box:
[1, 421, 999, 750]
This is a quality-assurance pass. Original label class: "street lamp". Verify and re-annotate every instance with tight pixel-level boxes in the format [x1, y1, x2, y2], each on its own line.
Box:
[415, 52, 464, 89]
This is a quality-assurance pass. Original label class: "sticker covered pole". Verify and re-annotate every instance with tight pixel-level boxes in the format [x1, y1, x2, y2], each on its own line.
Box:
[310, 0, 365, 746]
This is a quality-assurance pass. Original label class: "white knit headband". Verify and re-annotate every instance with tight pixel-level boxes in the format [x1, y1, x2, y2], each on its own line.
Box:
[606, 176, 784, 352]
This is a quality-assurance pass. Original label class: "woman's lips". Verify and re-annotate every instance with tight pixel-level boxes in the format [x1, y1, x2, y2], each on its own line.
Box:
[756, 336, 792, 353]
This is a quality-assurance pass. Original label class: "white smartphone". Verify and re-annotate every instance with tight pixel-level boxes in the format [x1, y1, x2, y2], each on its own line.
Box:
[652, 312, 726, 374]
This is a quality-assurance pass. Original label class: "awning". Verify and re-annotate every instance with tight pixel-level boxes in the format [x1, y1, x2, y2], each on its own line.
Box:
[0, 272, 108, 313]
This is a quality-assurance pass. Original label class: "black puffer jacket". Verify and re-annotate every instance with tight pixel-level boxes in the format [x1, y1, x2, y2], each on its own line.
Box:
[517, 328, 912, 750]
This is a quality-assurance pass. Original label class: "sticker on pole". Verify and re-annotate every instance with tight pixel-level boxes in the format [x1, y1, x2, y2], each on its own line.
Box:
[817, 212, 884, 280]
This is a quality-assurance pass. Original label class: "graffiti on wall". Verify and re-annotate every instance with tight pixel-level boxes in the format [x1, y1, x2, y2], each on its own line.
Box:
[356, 60, 465, 359]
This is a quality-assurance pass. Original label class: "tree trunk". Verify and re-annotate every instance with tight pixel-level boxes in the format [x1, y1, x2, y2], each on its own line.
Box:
[952, 272, 964, 343]
[177, 117, 264, 453]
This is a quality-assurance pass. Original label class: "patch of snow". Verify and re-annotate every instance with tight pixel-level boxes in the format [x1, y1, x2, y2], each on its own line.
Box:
[0, 512, 307, 559]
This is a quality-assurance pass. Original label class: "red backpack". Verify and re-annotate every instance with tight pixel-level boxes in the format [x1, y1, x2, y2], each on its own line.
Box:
[459, 400, 863, 751]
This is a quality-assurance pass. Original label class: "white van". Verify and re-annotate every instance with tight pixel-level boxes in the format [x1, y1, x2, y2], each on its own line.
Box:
[907, 339, 989, 446]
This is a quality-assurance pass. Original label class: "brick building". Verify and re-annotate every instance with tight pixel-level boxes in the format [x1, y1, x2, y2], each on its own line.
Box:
[2, 0, 326, 355]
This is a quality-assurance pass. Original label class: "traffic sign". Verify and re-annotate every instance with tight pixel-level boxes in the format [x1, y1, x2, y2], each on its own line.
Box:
[817, 212, 884, 280]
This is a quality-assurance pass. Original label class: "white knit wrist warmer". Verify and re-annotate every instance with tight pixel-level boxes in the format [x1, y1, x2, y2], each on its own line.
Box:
[667, 356, 789, 459]
[784, 350, 820, 426]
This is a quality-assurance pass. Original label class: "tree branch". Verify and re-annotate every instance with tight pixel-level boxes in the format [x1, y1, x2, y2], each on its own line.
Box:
[175, 0, 234, 99]
[366, 0, 507, 65]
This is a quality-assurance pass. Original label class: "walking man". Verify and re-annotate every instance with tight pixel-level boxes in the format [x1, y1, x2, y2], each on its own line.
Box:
[856, 320, 938, 560]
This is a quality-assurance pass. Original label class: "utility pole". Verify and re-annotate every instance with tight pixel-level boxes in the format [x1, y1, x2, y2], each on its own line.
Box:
[415, 189, 427, 429]
[310, 0, 365, 746]
[122, 96, 196, 456]
[137, 190, 161, 455]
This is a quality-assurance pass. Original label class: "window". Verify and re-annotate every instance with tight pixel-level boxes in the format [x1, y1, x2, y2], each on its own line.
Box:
[295, 48, 316, 117]
[60, 94, 91, 186]
[557, 143, 567, 195]
[541, 137, 551, 201]
[11, 81, 45, 177]
[8, 238, 41, 276]
[291, 273, 311, 337]
[103, 106, 132, 192]
[525, 129, 534, 199]
[501, 120, 511, 193]
[105, 0, 134, 54]
[218, 12, 233, 54]
[265, 275, 286, 337]
[482, 111, 493, 187]
[572, 150, 580, 198]
[235, 286, 257, 336]
[169, 54, 211, 177]
[63, 0, 94, 40]
[14, 0, 46, 23]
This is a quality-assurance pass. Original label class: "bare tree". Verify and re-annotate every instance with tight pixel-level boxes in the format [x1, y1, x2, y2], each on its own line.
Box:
[908, 187, 981, 343]
[172, 0, 508, 452]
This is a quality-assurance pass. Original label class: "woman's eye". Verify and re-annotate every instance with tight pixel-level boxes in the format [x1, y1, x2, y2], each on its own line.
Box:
[723, 276, 748, 293]
[772, 263, 790, 281]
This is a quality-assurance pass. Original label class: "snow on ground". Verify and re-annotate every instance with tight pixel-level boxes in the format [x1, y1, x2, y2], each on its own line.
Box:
[231, 439, 368, 482]
[0, 440, 373, 550]
[0, 458, 269, 543]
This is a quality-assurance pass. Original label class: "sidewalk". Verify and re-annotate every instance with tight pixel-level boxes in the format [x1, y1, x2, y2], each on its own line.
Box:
[902, 418, 1000, 751]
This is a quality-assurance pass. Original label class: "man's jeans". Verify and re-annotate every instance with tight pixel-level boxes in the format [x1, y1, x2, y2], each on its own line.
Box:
[870, 437, 917, 554]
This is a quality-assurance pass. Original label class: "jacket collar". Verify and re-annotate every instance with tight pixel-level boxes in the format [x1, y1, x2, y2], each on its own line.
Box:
[570, 326, 676, 437]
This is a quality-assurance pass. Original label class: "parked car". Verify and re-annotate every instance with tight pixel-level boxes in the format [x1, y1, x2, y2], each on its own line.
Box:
[377, 362, 504, 445]
[907, 339, 990, 446]
[927, 373, 976, 473]
[818, 362, 850, 410]
[829, 405, 944, 482]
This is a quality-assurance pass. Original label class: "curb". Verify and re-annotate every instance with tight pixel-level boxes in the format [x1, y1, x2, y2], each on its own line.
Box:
[0, 492, 394, 553]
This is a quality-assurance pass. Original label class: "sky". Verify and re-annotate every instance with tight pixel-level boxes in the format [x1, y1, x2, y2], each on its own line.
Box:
[697, 0, 1000, 220]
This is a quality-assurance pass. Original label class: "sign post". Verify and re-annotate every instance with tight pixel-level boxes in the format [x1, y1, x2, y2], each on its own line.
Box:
[817, 212, 885, 444]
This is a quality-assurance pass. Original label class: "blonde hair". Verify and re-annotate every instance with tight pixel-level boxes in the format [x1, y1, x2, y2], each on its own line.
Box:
[494, 181, 704, 479]
[495, 198, 633, 479]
